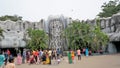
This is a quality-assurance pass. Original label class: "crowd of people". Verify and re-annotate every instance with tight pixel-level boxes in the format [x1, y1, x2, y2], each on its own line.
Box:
[0, 48, 96, 68]
[0, 49, 15, 68]
[0, 48, 63, 68]
[21, 48, 63, 65]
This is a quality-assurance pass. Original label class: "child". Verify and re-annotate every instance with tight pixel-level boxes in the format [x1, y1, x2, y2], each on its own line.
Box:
[5, 58, 15, 68]
[57, 56, 61, 64]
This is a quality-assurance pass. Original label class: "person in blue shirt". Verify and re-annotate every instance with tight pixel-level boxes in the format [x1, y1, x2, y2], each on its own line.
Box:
[0, 51, 5, 68]
[4, 51, 8, 65]
[22, 49, 26, 63]
[56, 48, 60, 59]
[85, 48, 89, 56]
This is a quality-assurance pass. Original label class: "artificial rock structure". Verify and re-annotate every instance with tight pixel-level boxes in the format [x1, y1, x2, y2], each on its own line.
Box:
[0, 19, 45, 48]
[0, 13, 120, 53]
[47, 16, 70, 50]
[86, 12, 120, 53]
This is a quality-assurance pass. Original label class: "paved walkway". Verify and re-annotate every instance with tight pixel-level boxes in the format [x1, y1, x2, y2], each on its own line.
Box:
[16, 54, 120, 68]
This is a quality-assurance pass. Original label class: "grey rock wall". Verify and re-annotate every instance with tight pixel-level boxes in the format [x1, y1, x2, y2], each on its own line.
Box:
[0, 13, 120, 50]
[85, 12, 120, 53]
[0, 20, 45, 48]
[86, 12, 120, 42]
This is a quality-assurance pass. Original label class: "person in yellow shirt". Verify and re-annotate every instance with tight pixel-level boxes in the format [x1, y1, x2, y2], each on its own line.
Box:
[45, 51, 50, 64]
[48, 49, 52, 65]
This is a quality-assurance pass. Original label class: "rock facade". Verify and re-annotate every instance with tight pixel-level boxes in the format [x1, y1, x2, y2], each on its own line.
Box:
[85, 12, 120, 53]
[0, 20, 45, 48]
[47, 15, 71, 50]
[0, 13, 120, 52]
[86, 13, 120, 42]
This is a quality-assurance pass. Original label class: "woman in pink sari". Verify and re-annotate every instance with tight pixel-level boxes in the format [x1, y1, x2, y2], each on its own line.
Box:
[16, 54, 22, 65]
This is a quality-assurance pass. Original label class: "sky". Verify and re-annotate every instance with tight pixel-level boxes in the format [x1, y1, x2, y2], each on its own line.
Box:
[0, 0, 110, 22]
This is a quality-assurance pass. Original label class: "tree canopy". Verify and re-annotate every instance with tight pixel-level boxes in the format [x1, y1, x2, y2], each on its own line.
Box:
[26, 28, 48, 50]
[98, 0, 120, 17]
[63, 20, 109, 51]
[0, 27, 4, 41]
[0, 15, 22, 21]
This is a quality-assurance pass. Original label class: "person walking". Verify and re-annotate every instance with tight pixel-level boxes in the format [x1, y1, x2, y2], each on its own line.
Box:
[56, 48, 60, 59]
[16, 54, 22, 65]
[71, 50, 75, 63]
[0, 51, 5, 68]
[39, 49, 43, 63]
[77, 49, 81, 60]
[22, 49, 26, 63]
[48, 49, 52, 65]
[7, 49, 10, 60]
[42, 52, 46, 64]
[67, 50, 72, 64]
[52, 49, 56, 60]
[85, 48, 89, 56]
[4, 50, 8, 65]
[34, 50, 39, 64]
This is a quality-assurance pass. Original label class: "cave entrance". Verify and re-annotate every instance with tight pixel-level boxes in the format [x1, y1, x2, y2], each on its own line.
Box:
[112, 41, 120, 53]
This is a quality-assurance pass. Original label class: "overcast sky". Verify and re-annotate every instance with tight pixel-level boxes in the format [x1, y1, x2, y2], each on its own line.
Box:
[0, 0, 110, 22]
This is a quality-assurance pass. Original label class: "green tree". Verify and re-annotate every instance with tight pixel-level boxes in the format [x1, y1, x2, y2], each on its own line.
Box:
[0, 15, 22, 21]
[91, 19, 109, 51]
[26, 28, 48, 50]
[0, 27, 4, 41]
[64, 21, 92, 50]
[64, 20, 109, 51]
[98, 0, 120, 17]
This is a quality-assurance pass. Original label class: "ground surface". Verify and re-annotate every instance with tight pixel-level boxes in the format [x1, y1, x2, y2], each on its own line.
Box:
[16, 54, 120, 68]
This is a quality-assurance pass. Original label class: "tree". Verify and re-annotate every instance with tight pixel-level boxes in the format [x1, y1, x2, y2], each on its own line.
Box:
[98, 0, 120, 17]
[0, 15, 22, 21]
[26, 28, 48, 50]
[64, 20, 109, 51]
[91, 19, 109, 51]
[64, 21, 92, 50]
[0, 27, 4, 41]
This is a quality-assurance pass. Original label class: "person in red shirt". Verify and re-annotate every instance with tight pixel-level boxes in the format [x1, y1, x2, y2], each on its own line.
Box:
[7, 49, 10, 56]
[29, 55, 35, 64]
[32, 50, 35, 56]
[35, 50, 39, 64]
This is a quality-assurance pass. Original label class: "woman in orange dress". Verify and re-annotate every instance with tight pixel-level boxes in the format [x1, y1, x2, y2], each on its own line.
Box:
[71, 50, 75, 63]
